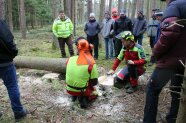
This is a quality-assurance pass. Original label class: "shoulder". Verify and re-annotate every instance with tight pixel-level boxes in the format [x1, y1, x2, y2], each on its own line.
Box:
[134, 43, 144, 50]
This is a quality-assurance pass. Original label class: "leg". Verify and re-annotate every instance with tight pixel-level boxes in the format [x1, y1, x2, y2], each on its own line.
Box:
[58, 38, 66, 57]
[113, 38, 117, 57]
[108, 38, 114, 58]
[143, 68, 175, 123]
[114, 67, 129, 89]
[1, 65, 27, 120]
[93, 35, 99, 59]
[66, 36, 74, 56]
[104, 38, 109, 59]
[150, 37, 154, 49]
[138, 35, 143, 46]
[166, 69, 184, 123]
[115, 38, 122, 57]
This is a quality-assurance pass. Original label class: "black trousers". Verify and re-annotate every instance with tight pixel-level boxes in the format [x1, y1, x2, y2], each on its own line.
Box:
[87, 35, 99, 59]
[143, 68, 184, 123]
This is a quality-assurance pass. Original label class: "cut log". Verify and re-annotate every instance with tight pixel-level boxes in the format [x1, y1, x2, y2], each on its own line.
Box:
[14, 56, 67, 73]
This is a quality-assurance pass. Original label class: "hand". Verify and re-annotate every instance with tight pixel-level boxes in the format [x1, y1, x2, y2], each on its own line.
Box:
[127, 60, 134, 65]
[107, 69, 115, 75]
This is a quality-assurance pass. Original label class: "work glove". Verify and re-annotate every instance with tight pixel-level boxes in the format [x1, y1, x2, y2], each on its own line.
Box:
[127, 60, 134, 65]
[107, 69, 115, 75]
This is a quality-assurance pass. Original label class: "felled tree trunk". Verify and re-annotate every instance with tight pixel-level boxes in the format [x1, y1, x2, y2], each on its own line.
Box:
[14, 56, 67, 73]
[176, 62, 186, 123]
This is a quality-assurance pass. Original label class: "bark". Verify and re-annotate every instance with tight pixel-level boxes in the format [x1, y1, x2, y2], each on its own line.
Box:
[7, 0, 13, 32]
[131, 0, 137, 19]
[71, 0, 76, 36]
[19, 0, 26, 39]
[14, 56, 67, 73]
[109, 0, 112, 13]
[87, 0, 93, 19]
[99, 0, 105, 22]
[176, 62, 186, 123]
[0, 0, 6, 20]
[118, 0, 122, 12]
[64, 0, 71, 18]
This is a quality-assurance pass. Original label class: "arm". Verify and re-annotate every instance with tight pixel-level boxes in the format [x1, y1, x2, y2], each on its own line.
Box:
[0, 20, 18, 57]
[97, 23, 101, 34]
[133, 46, 146, 65]
[69, 19, 74, 35]
[112, 49, 125, 70]
[90, 64, 98, 86]
[129, 19, 133, 32]
[84, 23, 88, 35]
[153, 17, 181, 59]
[52, 21, 58, 37]
[139, 20, 147, 35]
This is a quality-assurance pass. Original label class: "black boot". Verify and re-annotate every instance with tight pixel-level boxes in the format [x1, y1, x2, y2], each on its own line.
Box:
[0, 112, 2, 118]
[114, 77, 124, 89]
[14, 108, 28, 122]
[71, 96, 77, 102]
[78, 96, 88, 109]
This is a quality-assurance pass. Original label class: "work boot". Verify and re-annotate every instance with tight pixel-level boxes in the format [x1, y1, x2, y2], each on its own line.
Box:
[114, 77, 124, 89]
[78, 96, 88, 109]
[14, 108, 28, 122]
[126, 86, 138, 94]
[71, 96, 77, 102]
[124, 82, 131, 89]
[0, 112, 2, 118]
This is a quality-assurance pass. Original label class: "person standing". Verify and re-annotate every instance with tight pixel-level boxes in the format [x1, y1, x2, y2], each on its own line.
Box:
[147, 10, 161, 49]
[52, 10, 74, 58]
[101, 11, 115, 59]
[147, 10, 163, 66]
[111, 8, 120, 57]
[0, 19, 27, 121]
[114, 9, 132, 57]
[143, 0, 186, 123]
[84, 13, 101, 59]
[132, 10, 147, 46]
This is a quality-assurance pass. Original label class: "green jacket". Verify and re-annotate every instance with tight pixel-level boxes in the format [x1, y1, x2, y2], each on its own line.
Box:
[66, 56, 98, 92]
[52, 16, 73, 38]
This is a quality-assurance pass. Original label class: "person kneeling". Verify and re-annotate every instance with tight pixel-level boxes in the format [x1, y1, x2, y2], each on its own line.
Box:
[107, 31, 146, 94]
[65, 37, 98, 108]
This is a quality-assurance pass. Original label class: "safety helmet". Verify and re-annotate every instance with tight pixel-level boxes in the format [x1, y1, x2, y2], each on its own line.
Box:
[116, 31, 134, 41]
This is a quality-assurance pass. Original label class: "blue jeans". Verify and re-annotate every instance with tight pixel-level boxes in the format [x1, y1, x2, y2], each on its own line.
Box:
[0, 64, 24, 112]
[143, 68, 183, 123]
[104, 38, 114, 59]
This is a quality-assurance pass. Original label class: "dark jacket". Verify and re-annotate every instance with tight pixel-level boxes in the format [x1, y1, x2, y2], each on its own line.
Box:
[114, 16, 132, 35]
[84, 19, 101, 36]
[153, 0, 186, 69]
[132, 17, 147, 37]
[0, 19, 18, 65]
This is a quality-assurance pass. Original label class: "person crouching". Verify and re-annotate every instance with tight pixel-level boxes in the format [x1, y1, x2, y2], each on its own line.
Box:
[65, 37, 98, 108]
[107, 31, 146, 94]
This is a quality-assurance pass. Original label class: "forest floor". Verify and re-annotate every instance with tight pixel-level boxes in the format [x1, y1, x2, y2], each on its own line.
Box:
[0, 26, 171, 123]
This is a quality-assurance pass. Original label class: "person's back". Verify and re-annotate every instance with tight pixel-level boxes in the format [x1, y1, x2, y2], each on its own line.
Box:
[153, 0, 186, 69]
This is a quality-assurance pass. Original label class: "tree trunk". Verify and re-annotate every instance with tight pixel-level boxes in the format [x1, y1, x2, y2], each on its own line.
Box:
[109, 0, 112, 13]
[131, 0, 137, 19]
[118, 0, 122, 12]
[176, 62, 186, 123]
[99, 0, 105, 22]
[123, 0, 127, 10]
[14, 56, 67, 73]
[19, 0, 26, 39]
[87, 0, 93, 19]
[71, 0, 76, 36]
[64, 0, 71, 18]
[0, 0, 6, 20]
[7, 0, 13, 32]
